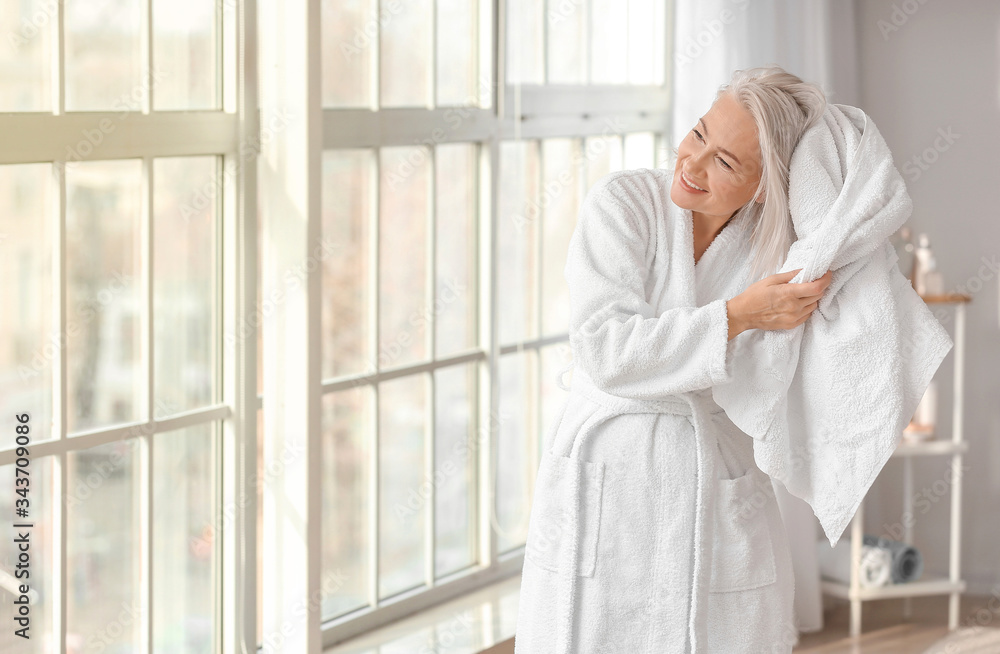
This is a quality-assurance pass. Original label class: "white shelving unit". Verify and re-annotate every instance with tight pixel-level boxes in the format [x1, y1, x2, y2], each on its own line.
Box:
[820, 293, 971, 637]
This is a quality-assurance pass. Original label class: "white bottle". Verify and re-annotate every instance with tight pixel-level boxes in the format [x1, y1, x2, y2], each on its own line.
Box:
[924, 248, 944, 296]
[913, 233, 934, 296]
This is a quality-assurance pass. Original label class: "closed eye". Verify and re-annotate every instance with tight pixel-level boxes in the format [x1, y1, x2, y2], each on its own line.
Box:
[692, 128, 734, 171]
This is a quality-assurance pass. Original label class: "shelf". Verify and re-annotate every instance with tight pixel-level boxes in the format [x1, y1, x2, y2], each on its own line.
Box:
[892, 439, 968, 457]
[821, 575, 966, 601]
[919, 292, 972, 304]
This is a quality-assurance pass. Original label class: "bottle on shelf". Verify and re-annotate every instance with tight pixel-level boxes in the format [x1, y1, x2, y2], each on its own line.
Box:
[912, 233, 944, 296]
[890, 225, 915, 286]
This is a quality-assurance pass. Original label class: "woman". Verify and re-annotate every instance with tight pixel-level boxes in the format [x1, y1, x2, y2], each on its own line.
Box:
[514, 66, 833, 653]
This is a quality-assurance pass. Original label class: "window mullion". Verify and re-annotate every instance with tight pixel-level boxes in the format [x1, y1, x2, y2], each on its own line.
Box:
[139, 155, 155, 653]
[425, 146, 437, 587]
[52, 158, 68, 654]
[142, 0, 154, 113]
[52, 0, 64, 114]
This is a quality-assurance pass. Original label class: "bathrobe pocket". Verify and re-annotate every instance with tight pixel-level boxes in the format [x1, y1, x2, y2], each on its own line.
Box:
[524, 449, 605, 577]
[709, 467, 777, 593]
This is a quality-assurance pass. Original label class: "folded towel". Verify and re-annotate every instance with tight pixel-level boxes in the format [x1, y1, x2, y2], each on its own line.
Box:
[817, 538, 892, 588]
[711, 103, 954, 548]
[863, 534, 924, 583]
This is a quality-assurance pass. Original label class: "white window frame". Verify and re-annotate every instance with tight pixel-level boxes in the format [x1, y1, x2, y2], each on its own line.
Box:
[0, 0, 259, 651]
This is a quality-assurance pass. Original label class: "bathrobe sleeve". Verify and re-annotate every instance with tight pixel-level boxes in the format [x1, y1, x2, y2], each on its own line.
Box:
[566, 174, 733, 400]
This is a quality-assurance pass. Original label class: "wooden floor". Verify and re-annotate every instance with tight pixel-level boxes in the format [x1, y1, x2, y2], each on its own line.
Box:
[495, 595, 997, 654]
[794, 594, 997, 653]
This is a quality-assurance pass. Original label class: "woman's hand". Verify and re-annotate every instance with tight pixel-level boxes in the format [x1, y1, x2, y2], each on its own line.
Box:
[726, 268, 833, 339]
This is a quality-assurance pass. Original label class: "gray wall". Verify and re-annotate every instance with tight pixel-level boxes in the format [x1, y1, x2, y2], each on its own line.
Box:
[855, 0, 1000, 601]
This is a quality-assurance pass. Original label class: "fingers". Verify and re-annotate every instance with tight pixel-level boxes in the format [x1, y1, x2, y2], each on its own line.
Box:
[788, 269, 833, 298]
[770, 268, 803, 284]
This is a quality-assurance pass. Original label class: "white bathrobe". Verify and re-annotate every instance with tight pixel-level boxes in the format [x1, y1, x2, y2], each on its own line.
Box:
[513, 166, 799, 653]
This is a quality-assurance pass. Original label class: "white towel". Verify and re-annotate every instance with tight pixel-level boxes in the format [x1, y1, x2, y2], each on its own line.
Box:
[712, 103, 953, 548]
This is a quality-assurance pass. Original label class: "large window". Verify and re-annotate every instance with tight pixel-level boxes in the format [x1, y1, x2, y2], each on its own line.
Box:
[0, 0, 670, 650]
[0, 0, 251, 652]
[313, 0, 672, 648]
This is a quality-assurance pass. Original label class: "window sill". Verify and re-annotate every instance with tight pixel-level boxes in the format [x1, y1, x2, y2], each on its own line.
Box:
[323, 572, 521, 654]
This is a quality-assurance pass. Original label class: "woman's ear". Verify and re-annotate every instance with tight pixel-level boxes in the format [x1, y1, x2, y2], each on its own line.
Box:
[754, 191, 766, 204]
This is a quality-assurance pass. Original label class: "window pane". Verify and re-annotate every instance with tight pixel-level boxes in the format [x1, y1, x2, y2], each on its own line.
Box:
[0, 164, 53, 449]
[497, 351, 533, 554]
[322, 149, 374, 379]
[545, 0, 585, 84]
[256, 408, 263, 646]
[67, 439, 141, 649]
[154, 156, 218, 418]
[434, 143, 476, 358]
[65, 0, 143, 111]
[434, 363, 476, 578]
[153, 0, 217, 110]
[154, 424, 216, 652]
[66, 160, 143, 434]
[379, 147, 429, 368]
[497, 141, 539, 345]
[540, 344, 570, 458]
[379, 374, 427, 599]
[321, 387, 372, 619]
[322, 0, 375, 107]
[540, 139, 580, 337]
[584, 135, 624, 188]
[627, 0, 658, 84]
[0, 0, 52, 110]
[380, 0, 431, 107]
[590, 0, 628, 84]
[0, 457, 54, 654]
[506, 0, 543, 84]
[436, 0, 478, 106]
[624, 132, 656, 170]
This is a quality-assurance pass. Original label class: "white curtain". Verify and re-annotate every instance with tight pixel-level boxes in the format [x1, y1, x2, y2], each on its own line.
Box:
[670, 0, 861, 635]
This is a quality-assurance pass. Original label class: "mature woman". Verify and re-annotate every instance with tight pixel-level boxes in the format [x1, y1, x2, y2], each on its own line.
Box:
[514, 66, 835, 653]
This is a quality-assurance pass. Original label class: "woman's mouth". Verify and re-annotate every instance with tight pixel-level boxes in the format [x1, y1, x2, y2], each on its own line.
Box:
[679, 170, 708, 194]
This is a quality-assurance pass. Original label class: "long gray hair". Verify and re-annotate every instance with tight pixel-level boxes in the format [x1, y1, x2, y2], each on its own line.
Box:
[673, 65, 828, 283]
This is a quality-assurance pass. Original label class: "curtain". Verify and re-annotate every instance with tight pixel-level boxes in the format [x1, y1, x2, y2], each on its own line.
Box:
[670, 0, 861, 635]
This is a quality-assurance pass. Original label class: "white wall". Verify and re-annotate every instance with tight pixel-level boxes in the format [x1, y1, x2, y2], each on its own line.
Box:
[855, 0, 1000, 600]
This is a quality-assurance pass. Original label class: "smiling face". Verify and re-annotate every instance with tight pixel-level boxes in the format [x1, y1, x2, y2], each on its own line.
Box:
[670, 92, 764, 223]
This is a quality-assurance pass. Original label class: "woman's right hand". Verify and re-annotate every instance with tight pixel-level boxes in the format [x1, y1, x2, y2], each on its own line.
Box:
[726, 268, 833, 337]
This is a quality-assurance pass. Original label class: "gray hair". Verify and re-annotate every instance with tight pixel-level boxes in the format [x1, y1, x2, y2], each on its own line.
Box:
[673, 65, 828, 283]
